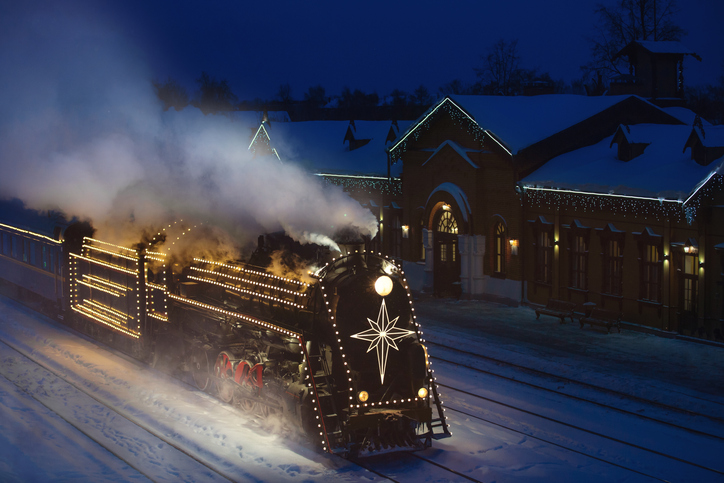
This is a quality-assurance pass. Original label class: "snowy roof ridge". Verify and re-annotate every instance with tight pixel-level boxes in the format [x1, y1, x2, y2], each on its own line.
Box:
[264, 120, 393, 177]
[522, 123, 722, 201]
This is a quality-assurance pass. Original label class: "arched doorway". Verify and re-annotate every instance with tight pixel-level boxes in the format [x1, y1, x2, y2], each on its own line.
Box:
[433, 208, 460, 297]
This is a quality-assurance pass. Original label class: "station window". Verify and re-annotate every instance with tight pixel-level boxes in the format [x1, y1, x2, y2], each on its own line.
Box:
[30, 242, 37, 266]
[598, 224, 625, 297]
[570, 235, 588, 290]
[11, 236, 18, 259]
[531, 217, 554, 284]
[23, 239, 29, 263]
[42, 246, 48, 270]
[602, 239, 624, 296]
[682, 250, 698, 312]
[634, 228, 663, 303]
[640, 243, 662, 302]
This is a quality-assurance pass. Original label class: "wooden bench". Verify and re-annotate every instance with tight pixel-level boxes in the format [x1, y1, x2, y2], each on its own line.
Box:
[535, 299, 577, 324]
[579, 308, 622, 333]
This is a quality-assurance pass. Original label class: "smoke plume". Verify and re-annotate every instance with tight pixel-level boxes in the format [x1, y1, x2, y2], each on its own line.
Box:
[0, 5, 378, 256]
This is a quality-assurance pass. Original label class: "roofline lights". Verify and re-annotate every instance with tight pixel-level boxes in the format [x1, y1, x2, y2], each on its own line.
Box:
[315, 173, 391, 181]
[390, 97, 476, 154]
[683, 171, 717, 205]
[483, 129, 512, 156]
[522, 186, 683, 204]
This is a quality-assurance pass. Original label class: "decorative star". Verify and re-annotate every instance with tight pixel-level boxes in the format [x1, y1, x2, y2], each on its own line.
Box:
[351, 299, 415, 384]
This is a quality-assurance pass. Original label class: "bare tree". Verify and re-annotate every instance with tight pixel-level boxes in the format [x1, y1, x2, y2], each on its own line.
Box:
[475, 39, 522, 96]
[277, 83, 293, 104]
[152, 77, 189, 111]
[583, 0, 686, 80]
[303, 85, 327, 108]
[411, 84, 433, 106]
[194, 72, 238, 115]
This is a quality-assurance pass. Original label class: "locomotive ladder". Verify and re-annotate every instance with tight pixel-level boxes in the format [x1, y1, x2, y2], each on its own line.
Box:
[427, 376, 451, 443]
[307, 342, 346, 453]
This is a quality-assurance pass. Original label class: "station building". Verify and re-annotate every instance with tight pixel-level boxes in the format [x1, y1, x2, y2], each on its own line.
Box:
[388, 94, 724, 339]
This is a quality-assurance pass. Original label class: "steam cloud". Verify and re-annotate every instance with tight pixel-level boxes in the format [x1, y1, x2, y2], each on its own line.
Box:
[0, 5, 377, 255]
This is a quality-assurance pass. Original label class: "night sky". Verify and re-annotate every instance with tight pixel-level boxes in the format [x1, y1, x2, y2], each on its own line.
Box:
[4, 0, 722, 102]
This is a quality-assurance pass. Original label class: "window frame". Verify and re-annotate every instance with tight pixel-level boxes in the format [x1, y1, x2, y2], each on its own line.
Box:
[635, 228, 663, 304]
[531, 216, 554, 285]
[597, 224, 626, 297]
[566, 220, 590, 291]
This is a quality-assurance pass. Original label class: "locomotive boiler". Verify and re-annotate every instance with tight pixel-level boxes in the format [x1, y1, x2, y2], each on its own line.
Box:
[0, 205, 450, 455]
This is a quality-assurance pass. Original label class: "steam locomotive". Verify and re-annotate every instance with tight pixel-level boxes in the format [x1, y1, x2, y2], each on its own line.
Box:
[0, 201, 450, 455]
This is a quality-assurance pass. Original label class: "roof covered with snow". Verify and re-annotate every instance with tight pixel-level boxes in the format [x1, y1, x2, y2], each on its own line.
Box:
[522, 124, 724, 200]
[447, 95, 655, 154]
[635, 40, 698, 55]
[688, 125, 724, 148]
[264, 120, 405, 177]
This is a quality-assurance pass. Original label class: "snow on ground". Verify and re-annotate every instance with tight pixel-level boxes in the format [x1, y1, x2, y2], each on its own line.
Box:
[1, 293, 723, 482]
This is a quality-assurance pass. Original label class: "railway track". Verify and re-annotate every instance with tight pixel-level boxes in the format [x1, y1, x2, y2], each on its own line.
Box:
[426, 339, 724, 438]
[427, 342, 724, 481]
[348, 451, 485, 483]
[0, 337, 241, 483]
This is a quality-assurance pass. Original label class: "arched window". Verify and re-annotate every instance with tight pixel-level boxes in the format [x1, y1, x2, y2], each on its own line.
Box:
[437, 211, 458, 234]
[494, 222, 506, 275]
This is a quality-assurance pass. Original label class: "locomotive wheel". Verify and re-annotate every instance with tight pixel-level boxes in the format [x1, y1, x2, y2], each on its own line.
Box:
[214, 351, 235, 404]
[259, 403, 276, 419]
[190, 347, 211, 391]
[237, 396, 256, 413]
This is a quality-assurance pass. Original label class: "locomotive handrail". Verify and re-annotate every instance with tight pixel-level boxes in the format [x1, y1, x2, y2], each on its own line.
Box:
[168, 293, 302, 338]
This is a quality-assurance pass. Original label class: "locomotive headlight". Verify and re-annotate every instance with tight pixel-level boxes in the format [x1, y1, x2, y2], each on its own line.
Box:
[418, 387, 428, 398]
[358, 391, 369, 402]
[374, 276, 393, 296]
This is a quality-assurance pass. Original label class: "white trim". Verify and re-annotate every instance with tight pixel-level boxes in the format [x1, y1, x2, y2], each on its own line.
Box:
[426, 182, 472, 223]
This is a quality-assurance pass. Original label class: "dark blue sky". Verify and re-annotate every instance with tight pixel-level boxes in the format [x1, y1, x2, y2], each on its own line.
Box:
[5, 0, 724, 101]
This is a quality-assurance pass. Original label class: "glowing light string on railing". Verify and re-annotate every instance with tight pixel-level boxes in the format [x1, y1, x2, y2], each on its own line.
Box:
[82, 274, 132, 292]
[193, 258, 310, 286]
[190, 266, 308, 295]
[168, 293, 301, 337]
[70, 252, 138, 275]
[187, 275, 305, 308]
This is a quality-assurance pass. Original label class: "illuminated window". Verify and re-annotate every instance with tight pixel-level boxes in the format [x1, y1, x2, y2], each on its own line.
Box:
[494, 222, 506, 275]
[440, 243, 447, 262]
[437, 211, 458, 234]
[682, 246, 698, 312]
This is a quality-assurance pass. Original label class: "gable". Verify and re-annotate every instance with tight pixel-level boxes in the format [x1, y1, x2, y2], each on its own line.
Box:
[422, 141, 480, 170]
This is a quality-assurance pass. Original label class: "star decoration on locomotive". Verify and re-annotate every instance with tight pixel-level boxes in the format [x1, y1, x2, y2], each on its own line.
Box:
[351, 298, 415, 384]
